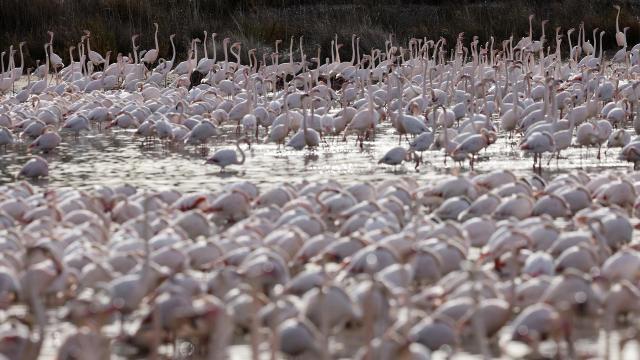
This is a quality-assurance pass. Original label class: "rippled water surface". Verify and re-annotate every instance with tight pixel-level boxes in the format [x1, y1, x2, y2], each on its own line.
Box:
[0, 122, 634, 192]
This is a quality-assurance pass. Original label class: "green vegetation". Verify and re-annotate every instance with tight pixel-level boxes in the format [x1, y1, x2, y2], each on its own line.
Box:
[0, 0, 637, 68]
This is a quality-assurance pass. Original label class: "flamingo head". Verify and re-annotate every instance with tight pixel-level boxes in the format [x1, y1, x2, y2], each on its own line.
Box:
[205, 157, 219, 165]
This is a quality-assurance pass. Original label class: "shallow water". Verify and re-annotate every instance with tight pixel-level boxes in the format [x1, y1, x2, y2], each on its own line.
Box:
[0, 121, 633, 192]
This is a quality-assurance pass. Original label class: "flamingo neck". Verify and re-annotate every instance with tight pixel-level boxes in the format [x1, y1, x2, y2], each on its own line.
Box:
[224, 41, 229, 66]
[302, 100, 309, 137]
[599, 33, 604, 59]
[154, 27, 159, 51]
[203, 33, 208, 59]
[170, 38, 176, 63]
[236, 141, 246, 164]
[212, 37, 217, 62]
[350, 36, 356, 64]
[18, 44, 24, 70]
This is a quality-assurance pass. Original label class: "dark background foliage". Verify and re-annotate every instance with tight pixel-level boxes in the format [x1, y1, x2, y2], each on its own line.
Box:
[1, 0, 639, 68]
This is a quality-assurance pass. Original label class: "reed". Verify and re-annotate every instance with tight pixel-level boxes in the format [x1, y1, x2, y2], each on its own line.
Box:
[0, 0, 637, 69]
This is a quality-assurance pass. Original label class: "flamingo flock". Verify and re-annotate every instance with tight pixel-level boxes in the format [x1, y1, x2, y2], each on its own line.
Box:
[0, 8, 640, 175]
[2, 4, 640, 359]
[0, 169, 640, 358]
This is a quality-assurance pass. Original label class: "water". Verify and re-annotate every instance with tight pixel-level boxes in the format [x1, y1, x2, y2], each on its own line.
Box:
[0, 121, 633, 192]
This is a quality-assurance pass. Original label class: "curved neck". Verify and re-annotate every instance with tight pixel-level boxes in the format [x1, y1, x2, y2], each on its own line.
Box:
[44, 44, 50, 77]
[236, 141, 246, 164]
[231, 46, 240, 64]
[203, 32, 208, 59]
[170, 37, 176, 63]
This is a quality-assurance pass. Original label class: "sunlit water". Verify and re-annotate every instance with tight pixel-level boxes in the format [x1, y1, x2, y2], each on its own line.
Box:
[0, 121, 633, 192]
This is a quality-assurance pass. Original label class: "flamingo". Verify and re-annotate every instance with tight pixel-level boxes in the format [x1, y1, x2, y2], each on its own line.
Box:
[18, 156, 49, 178]
[614, 5, 626, 47]
[29, 128, 61, 153]
[206, 139, 247, 171]
[83, 30, 105, 67]
[378, 146, 412, 171]
[520, 131, 555, 172]
[0, 127, 13, 150]
[141, 23, 160, 66]
[287, 94, 320, 150]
